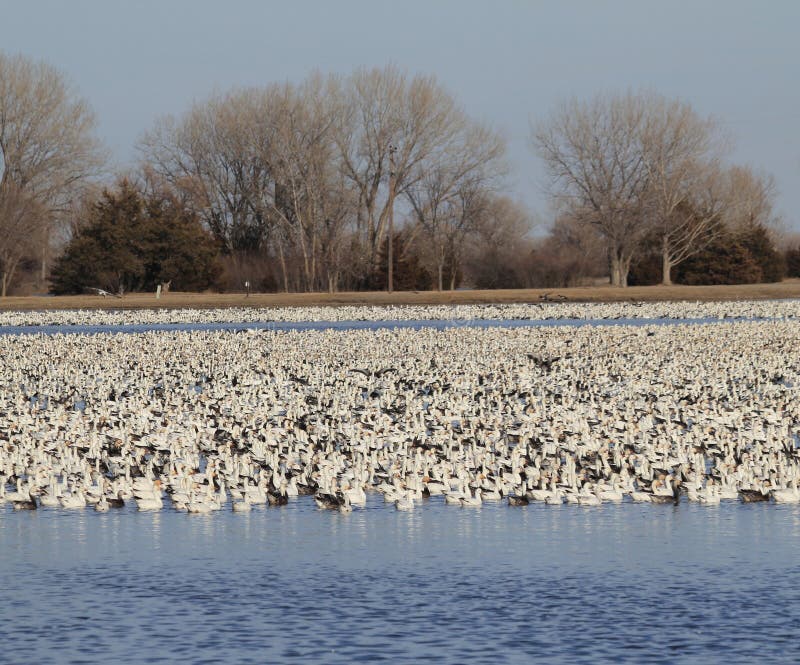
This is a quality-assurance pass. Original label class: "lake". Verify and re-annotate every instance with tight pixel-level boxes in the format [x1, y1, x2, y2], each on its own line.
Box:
[3, 495, 799, 664]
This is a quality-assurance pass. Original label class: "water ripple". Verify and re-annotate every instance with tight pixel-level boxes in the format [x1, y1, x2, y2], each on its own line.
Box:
[2, 500, 800, 664]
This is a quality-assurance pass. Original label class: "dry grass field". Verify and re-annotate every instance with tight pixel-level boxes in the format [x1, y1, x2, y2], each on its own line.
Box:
[1, 280, 799, 312]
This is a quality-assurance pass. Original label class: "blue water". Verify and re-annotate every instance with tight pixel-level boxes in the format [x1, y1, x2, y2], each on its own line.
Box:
[0, 315, 754, 336]
[2, 496, 800, 664]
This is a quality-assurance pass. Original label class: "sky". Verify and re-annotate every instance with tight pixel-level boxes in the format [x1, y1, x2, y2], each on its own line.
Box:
[1, 0, 798, 230]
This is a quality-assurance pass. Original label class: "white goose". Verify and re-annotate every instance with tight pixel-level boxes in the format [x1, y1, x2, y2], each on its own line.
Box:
[343, 483, 367, 507]
[39, 479, 62, 508]
[697, 480, 721, 505]
[135, 495, 164, 511]
[772, 479, 800, 504]
[577, 490, 601, 506]
[232, 495, 253, 512]
[394, 490, 415, 511]
[460, 488, 482, 507]
[60, 488, 87, 509]
[544, 489, 564, 505]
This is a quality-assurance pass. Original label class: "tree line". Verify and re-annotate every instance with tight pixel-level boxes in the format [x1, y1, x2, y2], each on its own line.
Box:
[533, 92, 789, 287]
[0, 51, 794, 296]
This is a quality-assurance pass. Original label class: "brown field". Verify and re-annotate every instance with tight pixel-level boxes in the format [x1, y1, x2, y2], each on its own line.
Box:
[2, 280, 800, 312]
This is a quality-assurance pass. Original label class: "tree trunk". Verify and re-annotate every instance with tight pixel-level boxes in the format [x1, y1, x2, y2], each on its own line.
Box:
[610, 250, 631, 287]
[40, 241, 47, 290]
[297, 226, 311, 291]
[619, 256, 631, 287]
[368, 220, 379, 275]
[610, 255, 621, 286]
[310, 234, 318, 292]
[1, 271, 7, 298]
[661, 239, 672, 285]
[277, 243, 289, 293]
[437, 262, 444, 291]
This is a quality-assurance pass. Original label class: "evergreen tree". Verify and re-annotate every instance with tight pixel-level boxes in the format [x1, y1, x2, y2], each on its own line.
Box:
[785, 246, 800, 278]
[739, 225, 784, 283]
[674, 233, 762, 285]
[51, 180, 221, 294]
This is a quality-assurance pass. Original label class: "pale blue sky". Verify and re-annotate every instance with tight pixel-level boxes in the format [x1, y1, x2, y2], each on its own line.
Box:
[1, 0, 798, 228]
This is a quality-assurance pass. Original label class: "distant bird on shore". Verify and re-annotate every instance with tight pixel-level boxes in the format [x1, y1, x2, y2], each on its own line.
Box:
[86, 287, 122, 299]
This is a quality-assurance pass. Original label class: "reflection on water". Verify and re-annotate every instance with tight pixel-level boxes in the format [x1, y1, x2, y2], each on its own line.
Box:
[2, 497, 800, 664]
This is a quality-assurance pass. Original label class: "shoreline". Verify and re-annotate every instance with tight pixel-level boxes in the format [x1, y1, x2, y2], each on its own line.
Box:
[2, 280, 800, 311]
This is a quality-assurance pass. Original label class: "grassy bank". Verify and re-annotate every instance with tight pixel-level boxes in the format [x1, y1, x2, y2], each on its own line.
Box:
[2, 281, 800, 312]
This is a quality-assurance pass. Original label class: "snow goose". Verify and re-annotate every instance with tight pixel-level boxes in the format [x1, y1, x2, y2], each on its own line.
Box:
[772, 479, 800, 504]
[460, 488, 482, 507]
[394, 490, 415, 511]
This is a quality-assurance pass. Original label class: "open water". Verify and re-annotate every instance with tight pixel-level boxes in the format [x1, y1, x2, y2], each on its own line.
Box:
[0, 315, 752, 336]
[2, 496, 800, 664]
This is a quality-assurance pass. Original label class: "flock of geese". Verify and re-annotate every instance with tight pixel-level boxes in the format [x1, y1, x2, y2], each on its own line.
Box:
[1, 304, 799, 515]
[1, 298, 799, 330]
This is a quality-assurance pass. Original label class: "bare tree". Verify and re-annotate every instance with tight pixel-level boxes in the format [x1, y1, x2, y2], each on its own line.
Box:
[534, 93, 652, 286]
[139, 87, 278, 254]
[259, 76, 354, 292]
[405, 122, 506, 289]
[142, 79, 359, 292]
[463, 195, 534, 288]
[316, 169, 356, 293]
[722, 165, 781, 235]
[141, 66, 504, 292]
[0, 52, 105, 288]
[330, 65, 471, 280]
[549, 211, 608, 280]
[520, 211, 610, 288]
[639, 95, 728, 284]
[0, 185, 45, 296]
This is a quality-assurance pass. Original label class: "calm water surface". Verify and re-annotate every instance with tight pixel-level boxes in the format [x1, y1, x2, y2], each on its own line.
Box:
[0, 316, 751, 336]
[2, 498, 800, 664]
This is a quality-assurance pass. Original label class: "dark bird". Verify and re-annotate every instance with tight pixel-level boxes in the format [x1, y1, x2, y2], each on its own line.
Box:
[650, 477, 681, 505]
[12, 490, 38, 511]
[539, 293, 568, 302]
[527, 354, 561, 372]
[267, 487, 289, 506]
[740, 489, 770, 503]
[349, 368, 397, 378]
[107, 491, 125, 508]
[313, 491, 346, 510]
